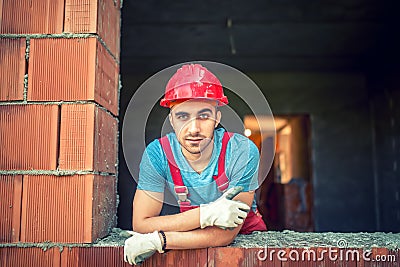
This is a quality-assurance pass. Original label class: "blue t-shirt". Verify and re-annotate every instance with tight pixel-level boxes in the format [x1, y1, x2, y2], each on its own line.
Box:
[137, 128, 260, 211]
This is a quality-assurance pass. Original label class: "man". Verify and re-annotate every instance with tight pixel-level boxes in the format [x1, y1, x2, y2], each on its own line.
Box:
[124, 64, 267, 265]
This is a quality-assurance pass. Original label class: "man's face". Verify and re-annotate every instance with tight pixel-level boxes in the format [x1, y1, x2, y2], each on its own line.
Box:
[169, 99, 221, 156]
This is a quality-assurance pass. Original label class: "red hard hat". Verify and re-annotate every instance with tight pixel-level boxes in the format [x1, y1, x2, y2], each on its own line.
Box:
[160, 64, 229, 107]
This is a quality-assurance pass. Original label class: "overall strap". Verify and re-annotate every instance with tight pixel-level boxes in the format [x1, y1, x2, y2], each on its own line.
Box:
[159, 131, 233, 211]
[159, 136, 191, 210]
[213, 131, 233, 192]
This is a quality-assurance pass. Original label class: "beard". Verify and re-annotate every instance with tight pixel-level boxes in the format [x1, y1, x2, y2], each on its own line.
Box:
[180, 134, 213, 155]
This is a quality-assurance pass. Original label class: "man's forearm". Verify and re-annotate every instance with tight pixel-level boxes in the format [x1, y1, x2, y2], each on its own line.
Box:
[133, 189, 253, 234]
[163, 226, 240, 249]
[133, 207, 201, 233]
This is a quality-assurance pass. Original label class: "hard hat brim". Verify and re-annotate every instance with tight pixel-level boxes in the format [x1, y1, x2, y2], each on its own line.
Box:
[160, 96, 228, 108]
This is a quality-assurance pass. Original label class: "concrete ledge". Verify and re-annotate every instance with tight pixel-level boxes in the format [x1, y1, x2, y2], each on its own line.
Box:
[231, 230, 400, 249]
[1, 229, 399, 266]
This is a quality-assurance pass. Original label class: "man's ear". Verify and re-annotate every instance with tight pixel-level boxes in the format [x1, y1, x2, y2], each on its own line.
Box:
[168, 112, 174, 130]
[215, 110, 221, 128]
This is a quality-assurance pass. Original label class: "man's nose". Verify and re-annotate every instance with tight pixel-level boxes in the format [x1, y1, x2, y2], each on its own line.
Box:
[187, 117, 200, 134]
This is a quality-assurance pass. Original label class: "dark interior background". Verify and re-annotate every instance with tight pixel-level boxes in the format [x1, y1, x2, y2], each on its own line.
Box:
[117, 0, 400, 232]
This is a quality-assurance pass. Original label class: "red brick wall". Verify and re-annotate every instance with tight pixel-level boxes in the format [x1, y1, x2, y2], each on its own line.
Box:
[0, 245, 399, 267]
[0, 0, 120, 243]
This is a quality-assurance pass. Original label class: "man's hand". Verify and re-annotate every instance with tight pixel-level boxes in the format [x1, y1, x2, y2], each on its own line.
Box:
[200, 186, 250, 229]
[124, 231, 163, 265]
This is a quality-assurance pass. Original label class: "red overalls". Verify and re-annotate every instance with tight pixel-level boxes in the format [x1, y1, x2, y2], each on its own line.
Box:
[159, 132, 267, 234]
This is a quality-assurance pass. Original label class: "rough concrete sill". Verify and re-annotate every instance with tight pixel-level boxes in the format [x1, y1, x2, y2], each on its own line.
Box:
[1, 229, 399, 266]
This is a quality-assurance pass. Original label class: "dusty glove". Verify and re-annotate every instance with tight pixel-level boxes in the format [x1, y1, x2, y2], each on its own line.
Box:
[124, 231, 163, 265]
[200, 186, 250, 229]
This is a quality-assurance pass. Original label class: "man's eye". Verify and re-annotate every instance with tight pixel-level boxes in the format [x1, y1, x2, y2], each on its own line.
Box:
[198, 114, 210, 120]
[177, 115, 188, 120]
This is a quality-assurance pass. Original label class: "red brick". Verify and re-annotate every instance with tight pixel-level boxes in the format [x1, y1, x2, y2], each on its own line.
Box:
[0, 175, 22, 243]
[64, 0, 97, 33]
[59, 104, 95, 171]
[156, 249, 207, 267]
[0, 247, 61, 267]
[394, 249, 400, 267]
[282, 247, 359, 267]
[95, 38, 120, 115]
[97, 0, 121, 60]
[93, 104, 118, 173]
[208, 247, 281, 267]
[20, 174, 116, 243]
[28, 38, 119, 115]
[0, 0, 63, 34]
[281, 248, 317, 267]
[59, 104, 117, 172]
[144, 248, 208, 267]
[0, 38, 26, 101]
[0, 105, 59, 170]
[314, 247, 361, 267]
[362, 247, 398, 267]
[64, 0, 121, 59]
[300, 248, 322, 267]
[60, 246, 207, 267]
[61, 247, 130, 267]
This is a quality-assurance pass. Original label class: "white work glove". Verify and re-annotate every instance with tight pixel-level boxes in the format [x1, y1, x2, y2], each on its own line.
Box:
[200, 186, 250, 229]
[124, 231, 163, 265]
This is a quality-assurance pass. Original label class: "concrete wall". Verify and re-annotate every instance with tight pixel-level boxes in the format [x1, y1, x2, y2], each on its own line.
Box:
[368, 70, 400, 232]
[249, 72, 376, 232]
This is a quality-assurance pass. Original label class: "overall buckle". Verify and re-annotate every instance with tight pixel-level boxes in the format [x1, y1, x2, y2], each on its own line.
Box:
[174, 185, 189, 202]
